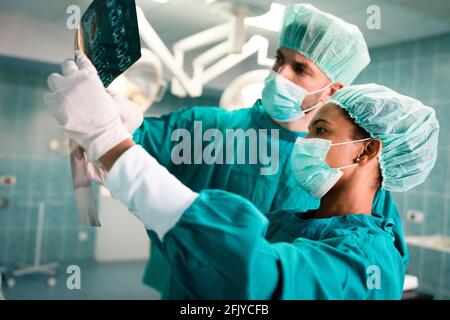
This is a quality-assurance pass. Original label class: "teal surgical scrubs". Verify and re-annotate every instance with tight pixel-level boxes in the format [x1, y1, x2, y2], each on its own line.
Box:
[133, 100, 408, 295]
[148, 190, 405, 299]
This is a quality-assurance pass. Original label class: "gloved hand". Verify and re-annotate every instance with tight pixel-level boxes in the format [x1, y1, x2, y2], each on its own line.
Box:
[109, 92, 144, 134]
[87, 93, 144, 184]
[44, 52, 131, 161]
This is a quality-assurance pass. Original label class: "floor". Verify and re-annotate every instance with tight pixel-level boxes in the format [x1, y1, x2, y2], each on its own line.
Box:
[0, 260, 161, 300]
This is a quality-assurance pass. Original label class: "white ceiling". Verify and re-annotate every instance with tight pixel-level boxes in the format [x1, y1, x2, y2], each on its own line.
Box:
[2, 0, 450, 46]
[1, 0, 450, 89]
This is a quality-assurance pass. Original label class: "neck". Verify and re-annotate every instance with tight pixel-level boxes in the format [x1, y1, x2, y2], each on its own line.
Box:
[316, 177, 377, 218]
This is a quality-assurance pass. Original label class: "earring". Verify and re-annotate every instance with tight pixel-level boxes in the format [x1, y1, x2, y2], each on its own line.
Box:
[355, 157, 361, 162]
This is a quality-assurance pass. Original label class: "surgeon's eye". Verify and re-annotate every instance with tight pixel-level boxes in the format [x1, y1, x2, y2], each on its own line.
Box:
[315, 127, 327, 135]
[293, 64, 307, 75]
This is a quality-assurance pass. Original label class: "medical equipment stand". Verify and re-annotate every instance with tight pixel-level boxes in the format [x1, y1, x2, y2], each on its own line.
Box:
[0, 266, 6, 300]
[4, 202, 59, 288]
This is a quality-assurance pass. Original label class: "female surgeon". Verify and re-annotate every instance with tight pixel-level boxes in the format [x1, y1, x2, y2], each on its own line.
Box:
[44, 52, 439, 298]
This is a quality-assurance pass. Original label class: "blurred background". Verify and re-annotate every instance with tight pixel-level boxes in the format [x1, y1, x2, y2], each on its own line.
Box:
[0, 0, 449, 300]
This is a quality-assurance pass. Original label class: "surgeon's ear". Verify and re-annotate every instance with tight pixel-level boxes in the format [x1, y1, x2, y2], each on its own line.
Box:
[320, 82, 344, 101]
[356, 138, 382, 164]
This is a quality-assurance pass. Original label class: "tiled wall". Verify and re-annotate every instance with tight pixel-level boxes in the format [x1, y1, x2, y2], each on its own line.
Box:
[0, 56, 220, 267]
[0, 58, 96, 266]
[355, 32, 450, 299]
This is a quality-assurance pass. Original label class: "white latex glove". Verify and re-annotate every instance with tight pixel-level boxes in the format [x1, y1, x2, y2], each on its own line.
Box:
[44, 53, 130, 161]
[109, 92, 144, 134]
[87, 93, 144, 184]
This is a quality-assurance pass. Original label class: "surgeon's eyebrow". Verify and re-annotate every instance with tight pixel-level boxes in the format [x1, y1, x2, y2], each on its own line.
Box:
[311, 119, 333, 127]
[308, 118, 333, 133]
[292, 51, 314, 71]
[276, 49, 312, 75]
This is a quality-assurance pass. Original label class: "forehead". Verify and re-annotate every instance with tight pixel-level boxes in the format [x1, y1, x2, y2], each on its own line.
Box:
[278, 47, 312, 63]
[312, 103, 354, 127]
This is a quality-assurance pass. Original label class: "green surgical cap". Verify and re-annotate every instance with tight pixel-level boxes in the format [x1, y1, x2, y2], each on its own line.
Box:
[329, 84, 440, 192]
[279, 3, 370, 85]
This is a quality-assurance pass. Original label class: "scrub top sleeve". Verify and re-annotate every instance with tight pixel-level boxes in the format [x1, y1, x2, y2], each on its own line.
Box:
[132, 111, 186, 169]
[161, 190, 372, 299]
[160, 190, 281, 299]
[270, 239, 369, 299]
[373, 189, 409, 266]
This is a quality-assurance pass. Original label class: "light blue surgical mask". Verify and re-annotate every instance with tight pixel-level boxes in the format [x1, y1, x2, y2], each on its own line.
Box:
[291, 137, 371, 199]
[261, 70, 331, 122]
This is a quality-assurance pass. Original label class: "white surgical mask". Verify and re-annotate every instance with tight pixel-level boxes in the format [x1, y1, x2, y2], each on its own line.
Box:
[261, 70, 331, 122]
[291, 137, 372, 199]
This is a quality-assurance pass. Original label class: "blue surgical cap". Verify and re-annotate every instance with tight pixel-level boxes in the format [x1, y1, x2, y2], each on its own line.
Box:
[329, 84, 440, 192]
[279, 3, 370, 85]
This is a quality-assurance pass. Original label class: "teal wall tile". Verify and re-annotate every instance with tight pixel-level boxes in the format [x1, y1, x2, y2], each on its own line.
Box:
[398, 41, 415, 63]
[424, 197, 446, 235]
[442, 254, 450, 298]
[392, 193, 406, 219]
[381, 45, 399, 62]
[433, 103, 450, 147]
[369, 48, 383, 65]
[404, 193, 425, 236]
[406, 246, 421, 276]
[396, 62, 413, 95]
[420, 250, 443, 291]
[424, 152, 448, 194]
[432, 58, 450, 101]
[41, 228, 62, 264]
[437, 33, 450, 56]
[415, 36, 438, 59]
[8, 229, 27, 264]
[413, 59, 434, 103]
[378, 63, 397, 89]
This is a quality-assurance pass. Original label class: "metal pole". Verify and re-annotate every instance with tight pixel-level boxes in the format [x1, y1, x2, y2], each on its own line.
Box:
[34, 202, 45, 267]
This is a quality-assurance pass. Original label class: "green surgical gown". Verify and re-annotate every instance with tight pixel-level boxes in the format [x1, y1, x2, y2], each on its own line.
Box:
[148, 189, 405, 299]
[133, 100, 408, 295]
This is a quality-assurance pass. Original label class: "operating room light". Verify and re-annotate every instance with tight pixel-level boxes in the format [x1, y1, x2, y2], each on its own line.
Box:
[245, 3, 286, 32]
[219, 69, 269, 111]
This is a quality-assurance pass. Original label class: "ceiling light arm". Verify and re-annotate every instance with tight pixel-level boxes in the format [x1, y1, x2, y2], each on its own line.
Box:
[171, 23, 231, 97]
[137, 6, 202, 97]
[137, 6, 275, 98]
[195, 35, 273, 86]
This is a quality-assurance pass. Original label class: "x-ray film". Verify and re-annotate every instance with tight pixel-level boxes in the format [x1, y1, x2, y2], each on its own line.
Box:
[80, 0, 142, 87]
[69, 139, 101, 226]
[70, 0, 142, 227]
